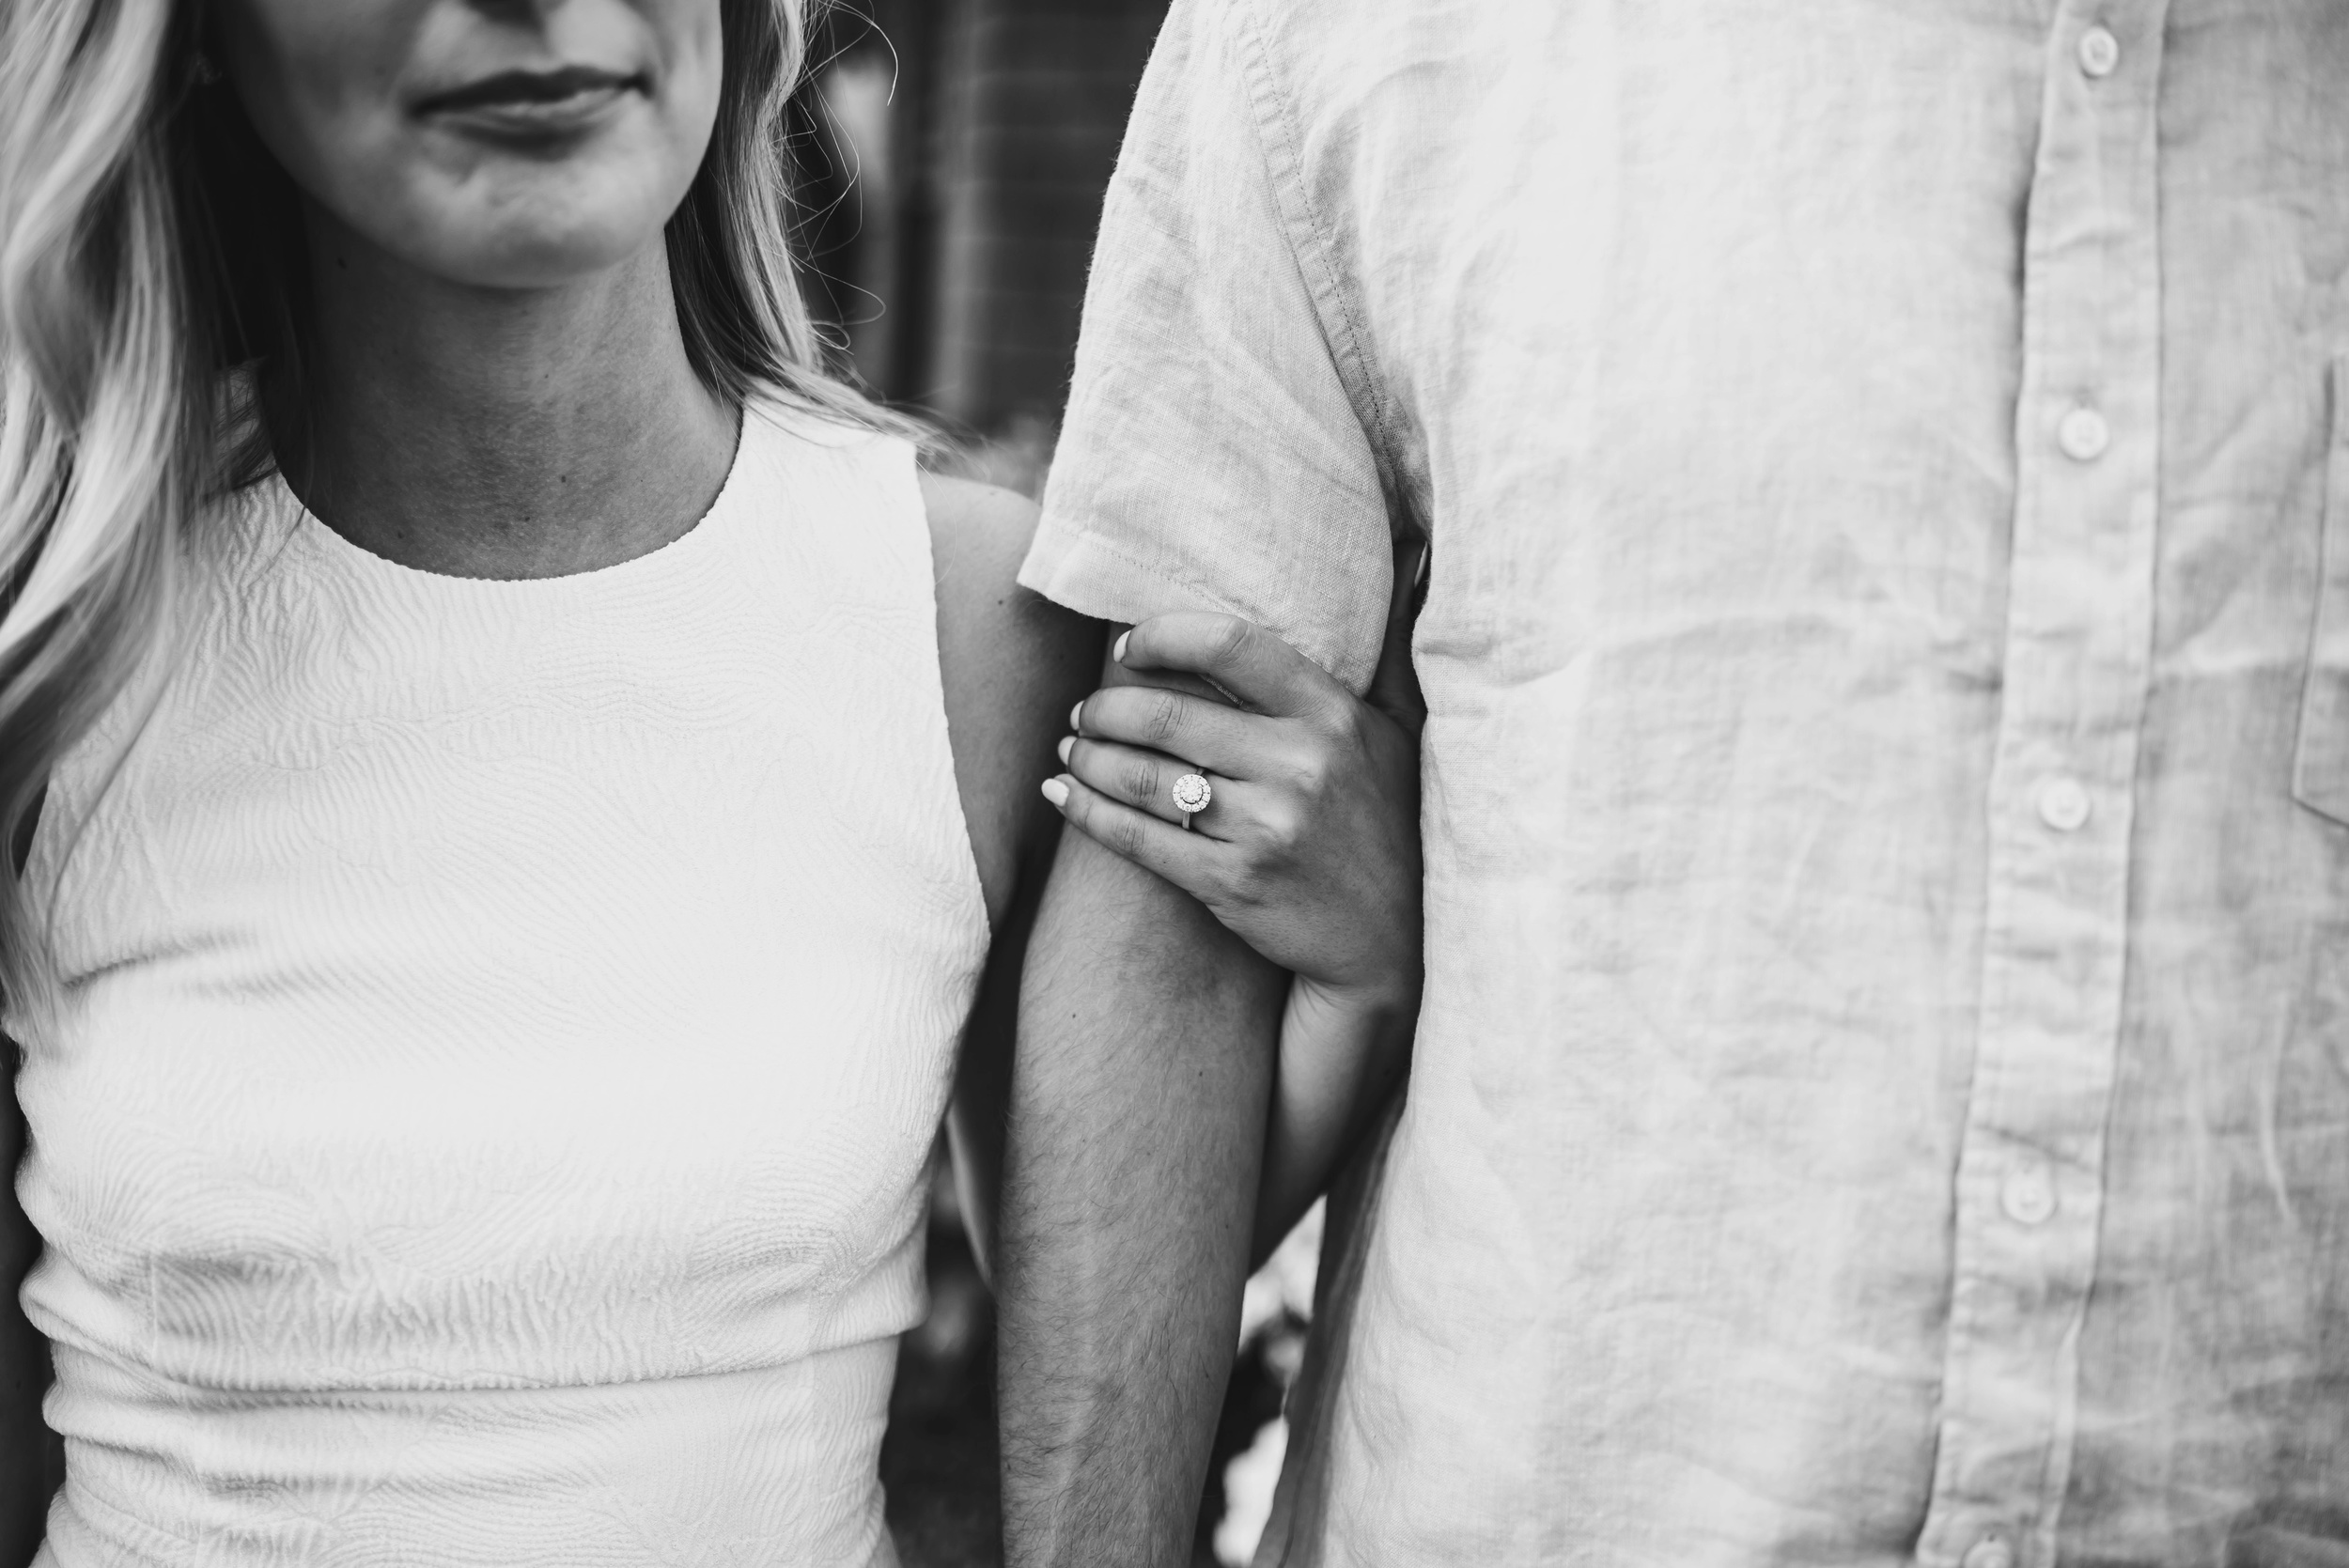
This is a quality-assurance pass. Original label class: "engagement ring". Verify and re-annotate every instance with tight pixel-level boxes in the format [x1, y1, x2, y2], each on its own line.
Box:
[1172, 772, 1212, 829]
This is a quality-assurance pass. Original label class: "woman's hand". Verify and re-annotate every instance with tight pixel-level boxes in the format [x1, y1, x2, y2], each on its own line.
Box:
[1044, 611, 1422, 1014]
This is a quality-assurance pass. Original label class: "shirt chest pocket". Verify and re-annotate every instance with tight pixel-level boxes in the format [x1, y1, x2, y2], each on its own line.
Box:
[2295, 355, 2349, 826]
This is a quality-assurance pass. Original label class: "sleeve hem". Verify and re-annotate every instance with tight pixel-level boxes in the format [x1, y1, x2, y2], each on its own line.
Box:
[1019, 513, 1374, 691]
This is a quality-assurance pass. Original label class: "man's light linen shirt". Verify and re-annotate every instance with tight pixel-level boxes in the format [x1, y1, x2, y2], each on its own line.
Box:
[1020, 2, 2349, 1563]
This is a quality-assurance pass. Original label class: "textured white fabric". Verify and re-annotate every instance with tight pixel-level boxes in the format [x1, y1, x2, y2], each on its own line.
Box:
[1022, 2, 2349, 1564]
[7, 405, 988, 1565]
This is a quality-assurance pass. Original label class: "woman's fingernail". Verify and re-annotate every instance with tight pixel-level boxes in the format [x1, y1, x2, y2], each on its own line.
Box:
[1112, 630, 1130, 662]
[1041, 778, 1070, 809]
[1057, 736, 1074, 765]
[1071, 700, 1085, 730]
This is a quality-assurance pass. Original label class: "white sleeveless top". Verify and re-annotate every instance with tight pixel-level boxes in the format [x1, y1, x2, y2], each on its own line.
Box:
[5, 405, 988, 1566]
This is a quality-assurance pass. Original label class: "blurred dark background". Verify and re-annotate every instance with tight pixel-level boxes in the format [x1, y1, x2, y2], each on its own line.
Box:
[794, 0, 1172, 482]
[780, 7, 1318, 1564]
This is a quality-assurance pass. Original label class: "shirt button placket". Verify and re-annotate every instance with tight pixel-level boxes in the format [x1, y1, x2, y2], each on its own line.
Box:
[1917, 4, 2170, 1565]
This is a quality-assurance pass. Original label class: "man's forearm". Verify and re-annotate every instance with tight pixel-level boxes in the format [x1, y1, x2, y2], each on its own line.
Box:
[998, 828, 1288, 1567]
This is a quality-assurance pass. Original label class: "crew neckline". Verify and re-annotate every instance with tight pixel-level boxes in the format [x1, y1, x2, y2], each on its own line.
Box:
[273, 409, 751, 590]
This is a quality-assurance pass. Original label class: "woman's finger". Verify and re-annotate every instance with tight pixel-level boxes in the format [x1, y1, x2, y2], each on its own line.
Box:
[1073, 682, 1266, 779]
[1041, 772, 1225, 898]
[1115, 612, 1345, 724]
[1061, 734, 1265, 833]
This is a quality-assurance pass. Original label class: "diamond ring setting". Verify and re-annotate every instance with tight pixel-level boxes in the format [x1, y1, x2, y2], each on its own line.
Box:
[1172, 772, 1212, 829]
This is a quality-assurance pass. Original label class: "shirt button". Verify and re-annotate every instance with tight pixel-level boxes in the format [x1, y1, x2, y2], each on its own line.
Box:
[2077, 24, 2121, 78]
[2001, 1160, 2057, 1226]
[2036, 775, 2092, 832]
[2058, 404, 2110, 462]
[1963, 1538, 2017, 1568]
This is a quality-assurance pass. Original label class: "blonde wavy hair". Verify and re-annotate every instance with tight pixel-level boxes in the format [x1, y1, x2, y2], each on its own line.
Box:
[0, 0, 900, 982]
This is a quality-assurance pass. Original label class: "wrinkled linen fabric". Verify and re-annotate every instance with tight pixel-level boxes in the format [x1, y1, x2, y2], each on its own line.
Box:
[1019, 2, 2349, 1564]
[7, 407, 986, 1565]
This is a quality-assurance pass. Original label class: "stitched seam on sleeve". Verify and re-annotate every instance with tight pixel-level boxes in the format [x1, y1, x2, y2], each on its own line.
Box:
[1227, 0, 1408, 521]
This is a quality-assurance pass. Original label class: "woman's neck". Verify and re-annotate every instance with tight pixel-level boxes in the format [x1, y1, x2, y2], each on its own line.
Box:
[282, 204, 739, 581]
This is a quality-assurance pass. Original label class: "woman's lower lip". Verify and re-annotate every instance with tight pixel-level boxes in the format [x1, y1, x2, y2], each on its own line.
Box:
[423, 84, 632, 140]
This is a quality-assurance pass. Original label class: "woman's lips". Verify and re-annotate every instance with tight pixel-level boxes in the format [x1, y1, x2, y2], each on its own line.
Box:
[414, 67, 643, 139]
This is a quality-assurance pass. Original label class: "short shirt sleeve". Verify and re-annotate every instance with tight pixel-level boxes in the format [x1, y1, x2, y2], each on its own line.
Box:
[1017, 0, 1396, 695]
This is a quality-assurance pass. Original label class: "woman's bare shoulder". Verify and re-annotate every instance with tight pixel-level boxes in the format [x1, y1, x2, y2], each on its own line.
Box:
[920, 472, 1101, 924]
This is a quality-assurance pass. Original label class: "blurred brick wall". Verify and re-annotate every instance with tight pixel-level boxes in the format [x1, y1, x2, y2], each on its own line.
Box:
[808, 0, 1172, 442]
[922, 0, 1170, 432]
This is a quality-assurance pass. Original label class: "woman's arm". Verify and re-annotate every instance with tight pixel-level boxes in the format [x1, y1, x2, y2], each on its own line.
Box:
[1043, 595, 1424, 1260]
[920, 472, 1103, 1281]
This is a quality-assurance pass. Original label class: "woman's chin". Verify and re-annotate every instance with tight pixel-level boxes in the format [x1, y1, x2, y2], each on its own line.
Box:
[445, 231, 660, 291]
[387, 207, 675, 292]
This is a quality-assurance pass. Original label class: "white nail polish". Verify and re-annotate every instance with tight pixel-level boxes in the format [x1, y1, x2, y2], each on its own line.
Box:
[1071, 701, 1085, 730]
[1112, 630, 1130, 662]
[1040, 778, 1070, 808]
[1057, 736, 1074, 765]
